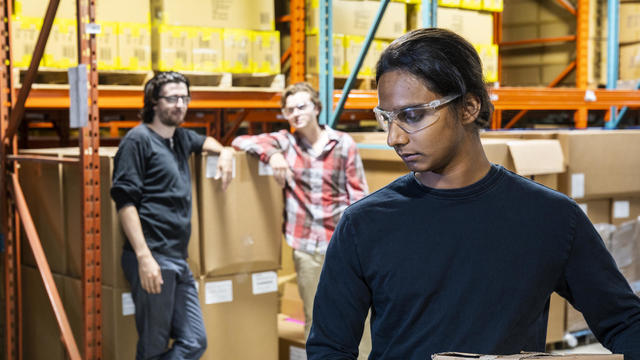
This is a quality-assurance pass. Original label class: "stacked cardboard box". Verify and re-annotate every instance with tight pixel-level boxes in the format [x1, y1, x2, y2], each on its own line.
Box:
[150, 0, 279, 74]
[19, 148, 283, 359]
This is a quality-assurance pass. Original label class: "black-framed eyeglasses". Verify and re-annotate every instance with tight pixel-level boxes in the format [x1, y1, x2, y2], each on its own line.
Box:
[373, 94, 460, 134]
[159, 95, 191, 105]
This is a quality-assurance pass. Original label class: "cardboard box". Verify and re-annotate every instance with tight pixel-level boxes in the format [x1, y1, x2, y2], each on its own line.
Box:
[306, 0, 406, 40]
[608, 219, 639, 285]
[278, 313, 307, 360]
[152, 24, 193, 71]
[345, 35, 370, 76]
[620, 3, 640, 44]
[191, 27, 224, 73]
[482, 0, 503, 12]
[21, 266, 67, 360]
[97, 21, 118, 70]
[280, 282, 304, 322]
[96, 0, 150, 23]
[252, 30, 281, 75]
[222, 29, 252, 73]
[196, 152, 283, 277]
[102, 285, 138, 360]
[151, 0, 275, 31]
[306, 34, 346, 76]
[619, 43, 640, 81]
[11, 16, 43, 68]
[546, 292, 566, 343]
[610, 198, 640, 226]
[576, 199, 611, 224]
[475, 44, 498, 82]
[15, 0, 75, 18]
[199, 271, 279, 360]
[461, 0, 482, 10]
[118, 22, 152, 71]
[436, 7, 494, 45]
[439, 0, 461, 8]
[44, 18, 77, 69]
[434, 353, 622, 360]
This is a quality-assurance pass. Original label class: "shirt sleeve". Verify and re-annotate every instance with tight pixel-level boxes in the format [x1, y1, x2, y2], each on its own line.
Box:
[555, 204, 640, 360]
[344, 137, 369, 204]
[185, 128, 206, 154]
[306, 213, 371, 359]
[231, 131, 289, 163]
[110, 136, 147, 211]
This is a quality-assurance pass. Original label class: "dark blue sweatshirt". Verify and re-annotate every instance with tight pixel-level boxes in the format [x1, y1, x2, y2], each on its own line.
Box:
[307, 165, 640, 360]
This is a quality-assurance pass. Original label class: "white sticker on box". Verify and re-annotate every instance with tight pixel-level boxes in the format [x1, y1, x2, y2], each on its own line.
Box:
[252, 271, 278, 295]
[571, 173, 585, 199]
[613, 200, 630, 219]
[122, 292, 135, 316]
[289, 345, 307, 360]
[205, 156, 236, 179]
[578, 203, 588, 215]
[258, 161, 274, 176]
[205, 280, 233, 304]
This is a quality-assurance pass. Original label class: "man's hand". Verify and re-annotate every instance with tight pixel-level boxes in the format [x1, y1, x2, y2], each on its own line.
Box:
[269, 152, 292, 188]
[215, 146, 235, 191]
[137, 252, 163, 294]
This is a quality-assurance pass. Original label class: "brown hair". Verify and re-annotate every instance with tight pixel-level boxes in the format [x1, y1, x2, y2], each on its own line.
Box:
[281, 82, 323, 114]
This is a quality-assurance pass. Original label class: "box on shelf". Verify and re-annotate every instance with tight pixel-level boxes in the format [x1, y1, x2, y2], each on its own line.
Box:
[118, 22, 152, 71]
[152, 24, 193, 72]
[102, 285, 138, 360]
[306, 0, 406, 40]
[280, 282, 304, 322]
[576, 199, 612, 225]
[610, 198, 640, 226]
[619, 43, 640, 81]
[151, 0, 274, 31]
[475, 44, 498, 82]
[439, 0, 461, 7]
[44, 18, 77, 69]
[14, 0, 76, 18]
[196, 152, 283, 277]
[222, 29, 252, 74]
[620, 3, 640, 44]
[97, 21, 119, 70]
[482, 0, 503, 12]
[436, 7, 494, 45]
[460, 0, 482, 11]
[434, 353, 621, 360]
[278, 313, 306, 360]
[306, 34, 346, 76]
[199, 271, 279, 360]
[345, 35, 371, 77]
[546, 292, 566, 343]
[252, 30, 281, 75]
[191, 27, 224, 73]
[11, 16, 43, 68]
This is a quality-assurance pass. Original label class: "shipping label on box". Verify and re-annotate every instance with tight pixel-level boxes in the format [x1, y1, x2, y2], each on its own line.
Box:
[306, 34, 346, 76]
[222, 29, 252, 73]
[192, 27, 223, 73]
[152, 24, 193, 72]
[11, 16, 43, 68]
[252, 30, 281, 75]
[118, 22, 152, 71]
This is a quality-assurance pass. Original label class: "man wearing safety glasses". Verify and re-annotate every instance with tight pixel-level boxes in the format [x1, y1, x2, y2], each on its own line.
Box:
[231, 82, 369, 347]
[307, 29, 640, 360]
[111, 71, 235, 359]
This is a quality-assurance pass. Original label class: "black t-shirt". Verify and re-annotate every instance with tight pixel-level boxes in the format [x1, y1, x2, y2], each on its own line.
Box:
[307, 165, 640, 360]
[110, 124, 205, 259]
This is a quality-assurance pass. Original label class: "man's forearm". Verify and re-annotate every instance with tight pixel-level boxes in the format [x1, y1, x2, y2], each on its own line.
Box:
[117, 205, 152, 258]
[203, 136, 234, 155]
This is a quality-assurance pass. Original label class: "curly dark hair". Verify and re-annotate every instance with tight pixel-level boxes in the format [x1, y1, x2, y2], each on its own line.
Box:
[376, 28, 493, 129]
[141, 71, 191, 123]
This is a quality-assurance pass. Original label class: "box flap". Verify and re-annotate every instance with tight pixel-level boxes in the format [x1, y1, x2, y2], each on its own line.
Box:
[507, 140, 565, 176]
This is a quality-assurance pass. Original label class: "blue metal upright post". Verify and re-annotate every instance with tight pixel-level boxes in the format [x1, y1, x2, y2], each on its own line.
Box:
[329, 0, 390, 128]
[605, 0, 620, 129]
[422, 0, 437, 28]
[318, 0, 333, 126]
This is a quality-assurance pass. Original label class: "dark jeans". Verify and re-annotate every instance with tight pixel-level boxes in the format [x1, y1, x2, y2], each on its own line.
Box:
[122, 250, 207, 360]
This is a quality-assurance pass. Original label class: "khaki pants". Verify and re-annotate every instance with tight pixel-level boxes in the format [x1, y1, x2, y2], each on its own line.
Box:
[293, 249, 372, 359]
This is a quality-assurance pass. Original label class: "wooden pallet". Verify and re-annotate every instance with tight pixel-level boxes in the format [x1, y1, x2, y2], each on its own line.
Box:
[185, 72, 285, 91]
[13, 67, 154, 88]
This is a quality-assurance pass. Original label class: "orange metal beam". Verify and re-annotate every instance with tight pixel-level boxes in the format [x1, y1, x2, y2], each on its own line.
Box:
[289, 0, 306, 84]
[491, 88, 640, 110]
[499, 35, 576, 47]
[555, 0, 577, 16]
[11, 172, 82, 360]
[7, 154, 80, 164]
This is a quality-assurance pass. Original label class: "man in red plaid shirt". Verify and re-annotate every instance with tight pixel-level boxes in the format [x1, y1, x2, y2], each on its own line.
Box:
[232, 82, 369, 338]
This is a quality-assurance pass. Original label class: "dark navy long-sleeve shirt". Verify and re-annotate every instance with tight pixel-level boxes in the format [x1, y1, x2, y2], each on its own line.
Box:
[110, 124, 205, 259]
[307, 164, 640, 360]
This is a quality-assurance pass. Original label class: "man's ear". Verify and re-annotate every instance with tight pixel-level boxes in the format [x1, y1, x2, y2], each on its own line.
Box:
[461, 94, 481, 125]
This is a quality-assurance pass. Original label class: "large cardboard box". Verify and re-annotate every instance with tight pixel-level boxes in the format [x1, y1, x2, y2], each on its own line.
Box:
[199, 271, 279, 360]
[306, 34, 346, 76]
[196, 152, 283, 277]
[434, 353, 622, 360]
[619, 3, 640, 44]
[437, 7, 494, 45]
[306, 0, 406, 40]
[278, 313, 306, 360]
[11, 16, 43, 68]
[556, 130, 640, 199]
[151, 0, 275, 31]
[619, 43, 640, 81]
[222, 29, 253, 74]
[44, 18, 77, 69]
[21, 266, 67, 360]
[576, 199, 612, 224]
[546, 292, 566, 344]
[152, 24, 193, 71]
[97, 21, 118, 70]
[118, 22, 152, 71]
[14, 0, 76, 18]
[252, 30, 281, 75]
[102, 285, 138, 360]
[280, 282, 304, 322]
[191, 27, 224, 73]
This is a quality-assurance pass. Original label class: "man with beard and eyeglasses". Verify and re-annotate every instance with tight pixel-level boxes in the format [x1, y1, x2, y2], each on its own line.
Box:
[110, 71, 235, 359]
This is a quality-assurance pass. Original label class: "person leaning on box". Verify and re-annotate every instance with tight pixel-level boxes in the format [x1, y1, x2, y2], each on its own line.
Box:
[306, 28, 640, 360]
[110, 71, 235, 359]
[229, 82, 369, 342]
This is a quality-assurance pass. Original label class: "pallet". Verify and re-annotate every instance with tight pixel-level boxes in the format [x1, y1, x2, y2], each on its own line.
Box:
[306, 74, 377, 91]
[184, 72, 285, 91]
[13, 67, 154, 88]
